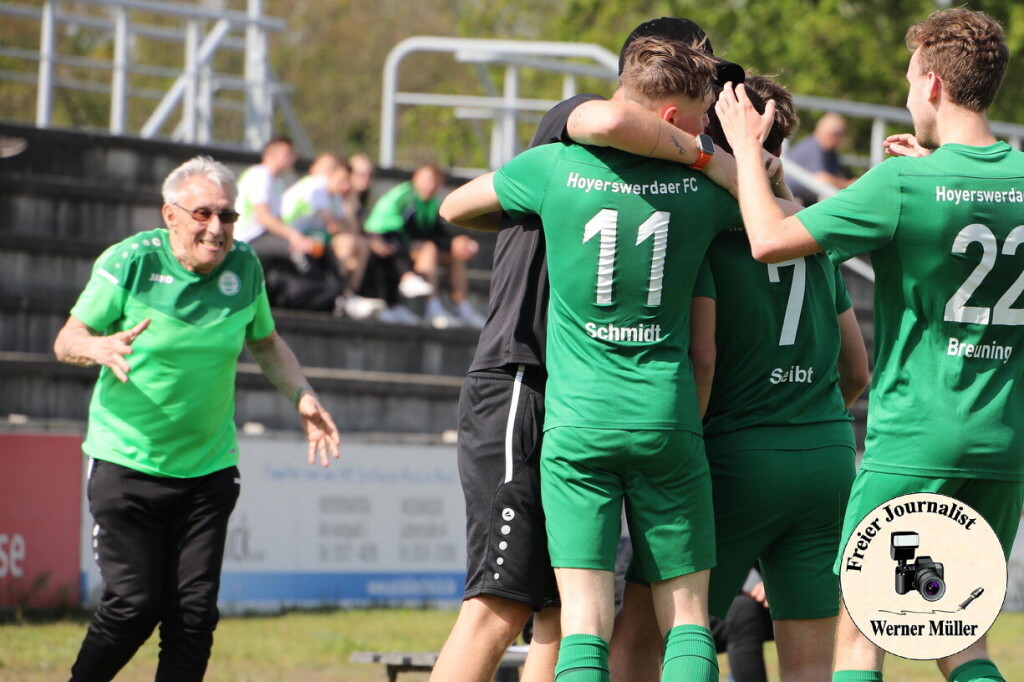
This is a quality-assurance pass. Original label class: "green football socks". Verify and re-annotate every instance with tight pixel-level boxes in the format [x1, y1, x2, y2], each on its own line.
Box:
[833, 672, 883, 681]
[661, 624, 718, 682]
[948, 659, 1006, 682]
[555, 633, 609, 682]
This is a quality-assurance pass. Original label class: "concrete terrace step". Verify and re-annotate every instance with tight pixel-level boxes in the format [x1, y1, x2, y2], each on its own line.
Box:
[0, 122, 259, 186]
[0, 292, 482, 377]
[0, 173, 163, 242]
[2, 232, 495, 310]
[0, 352, 463, 435]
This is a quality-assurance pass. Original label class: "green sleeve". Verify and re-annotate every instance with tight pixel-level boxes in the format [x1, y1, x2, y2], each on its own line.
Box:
[693, 253, 717, 300]
[69, 243, 133, 332]
[364, 182, 413, 234]
[246, 287, 275, 341]
[799, 160, 902, 263]
[493, 144, 561, 220]
[245, 256, 275, 341]
[709, 183, 742, 233]
[833, 263, 852, 315]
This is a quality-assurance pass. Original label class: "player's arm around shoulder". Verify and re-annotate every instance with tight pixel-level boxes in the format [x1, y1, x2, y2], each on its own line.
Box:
[439, 172, 500, 230]
[567, 98, 700, 165]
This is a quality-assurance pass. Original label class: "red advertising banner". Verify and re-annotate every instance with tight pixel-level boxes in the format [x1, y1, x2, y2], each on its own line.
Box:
[0, 432, 83, 608]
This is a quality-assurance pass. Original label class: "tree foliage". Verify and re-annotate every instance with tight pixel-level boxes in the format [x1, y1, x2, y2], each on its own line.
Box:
[2, 1, 1020, 168]
[267, 0, 1023, 166]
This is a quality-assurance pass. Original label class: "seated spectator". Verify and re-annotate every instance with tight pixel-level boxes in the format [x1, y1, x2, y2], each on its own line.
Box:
[712, 571, 775, 682]
[785, 112, 855, 205]
[363, 162, 485, 328]
[235, 137, 344, 312]
[282, 154, 381, 319]
[347, 152, 375, 223]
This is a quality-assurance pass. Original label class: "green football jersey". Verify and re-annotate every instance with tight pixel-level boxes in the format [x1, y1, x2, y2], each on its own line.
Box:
[800, 142, 1024, 481]
[494, 142, 742, 432]
[363, 181, 440, 236]
[700, 229, 855, 453]
[71, 229, 275, 478]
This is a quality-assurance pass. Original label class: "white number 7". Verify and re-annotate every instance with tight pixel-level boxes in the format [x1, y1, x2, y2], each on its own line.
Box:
[767, 257, 807, 346]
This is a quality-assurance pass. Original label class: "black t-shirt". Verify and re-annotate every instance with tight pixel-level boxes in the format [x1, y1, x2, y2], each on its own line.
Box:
[468, 93, 604, 373]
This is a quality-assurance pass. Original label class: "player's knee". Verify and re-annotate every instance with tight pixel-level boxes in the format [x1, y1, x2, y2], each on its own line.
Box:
[95, 595, 161, 644]
[531, 606, 562, 643]
[466, 595, 534, 635]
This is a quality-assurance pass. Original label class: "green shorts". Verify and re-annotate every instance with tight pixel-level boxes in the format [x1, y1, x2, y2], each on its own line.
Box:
[834, 470, 1024, 575]
[541, 427, 715, 583]
[705, 445, 855, 620]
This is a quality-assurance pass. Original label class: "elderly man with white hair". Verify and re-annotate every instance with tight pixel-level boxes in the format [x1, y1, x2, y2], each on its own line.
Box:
[54, 155, 340, 681]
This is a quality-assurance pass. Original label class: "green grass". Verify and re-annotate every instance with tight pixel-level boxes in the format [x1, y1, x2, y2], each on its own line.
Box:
[1, 609, 1022, 681]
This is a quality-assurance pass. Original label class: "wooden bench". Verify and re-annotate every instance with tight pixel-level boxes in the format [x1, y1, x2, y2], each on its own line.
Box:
[350, 646, 528, 681]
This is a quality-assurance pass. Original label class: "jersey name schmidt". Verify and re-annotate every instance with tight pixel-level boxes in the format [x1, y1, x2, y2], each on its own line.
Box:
[584, 321, 662, 343]
[566, 172, 698, 196]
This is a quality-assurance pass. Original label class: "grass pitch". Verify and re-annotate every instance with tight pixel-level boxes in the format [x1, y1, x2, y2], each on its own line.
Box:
[1, 608, 1021, 681]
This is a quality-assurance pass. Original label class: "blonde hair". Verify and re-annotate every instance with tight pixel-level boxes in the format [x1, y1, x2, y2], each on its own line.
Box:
[618, 36, 716, 106]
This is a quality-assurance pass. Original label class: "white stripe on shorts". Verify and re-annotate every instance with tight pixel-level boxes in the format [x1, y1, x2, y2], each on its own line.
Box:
[503, 364, 526, 484]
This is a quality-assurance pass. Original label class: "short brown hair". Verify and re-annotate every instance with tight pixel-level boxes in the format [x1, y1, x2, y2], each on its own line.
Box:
[618, 36, 716, 105]
[905, 8, 1008, 112]
[745, 76, 799, 154]
[262, 135, 293, 154]
[705, 75, 798, 155]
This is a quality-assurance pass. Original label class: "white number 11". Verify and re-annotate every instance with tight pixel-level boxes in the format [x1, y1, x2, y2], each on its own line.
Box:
[583, 209, 670, 306]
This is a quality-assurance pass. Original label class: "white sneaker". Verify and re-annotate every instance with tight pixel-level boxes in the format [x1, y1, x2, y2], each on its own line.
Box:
[343, 295, 387, 320]
[425, 299, 462, 329]
[378, 304, 421, 325]
[456, 302, 487, 330]
[399, 274, 434, 298]
[429, 310, 464, 330]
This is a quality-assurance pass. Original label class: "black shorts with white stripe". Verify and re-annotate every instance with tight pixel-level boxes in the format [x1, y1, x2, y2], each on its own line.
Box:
[457, 364, 559, 610]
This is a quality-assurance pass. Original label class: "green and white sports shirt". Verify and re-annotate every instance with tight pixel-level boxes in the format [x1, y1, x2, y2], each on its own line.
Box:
[282, 174, 343, 228]
[699, 229, 854, 453]
[801, 142, 1024, 481]
[363, 181, 440, 236]
[71, 228, 275, 478]
[494, 142, 741, 432]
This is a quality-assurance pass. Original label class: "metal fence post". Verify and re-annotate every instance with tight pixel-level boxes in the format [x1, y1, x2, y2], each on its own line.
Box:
[35, 0, 55, 128]
[501, 65, 519, 165]
[244, 0, 269, 150]
[183, 19, 199, 142]
[110, 6, 129, 134]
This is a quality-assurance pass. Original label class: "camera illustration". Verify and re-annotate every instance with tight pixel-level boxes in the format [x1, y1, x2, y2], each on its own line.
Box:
[891, 531, 946, 601]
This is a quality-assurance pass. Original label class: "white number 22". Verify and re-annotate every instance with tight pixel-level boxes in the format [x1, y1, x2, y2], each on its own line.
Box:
[944, 223, 1024, 325]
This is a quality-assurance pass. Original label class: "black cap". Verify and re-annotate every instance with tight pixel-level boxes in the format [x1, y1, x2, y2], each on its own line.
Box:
[618, 17, 745, 87]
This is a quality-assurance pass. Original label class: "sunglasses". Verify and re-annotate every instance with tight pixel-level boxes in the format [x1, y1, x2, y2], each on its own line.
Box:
[173, 203, 240, 224]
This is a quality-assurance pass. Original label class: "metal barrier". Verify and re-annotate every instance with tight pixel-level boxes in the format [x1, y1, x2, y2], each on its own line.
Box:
[380, 36, 619, 172]
[0, 0, 311, 154]
[380, 36, 1024, 177]
[378, 36, 1024, 286]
